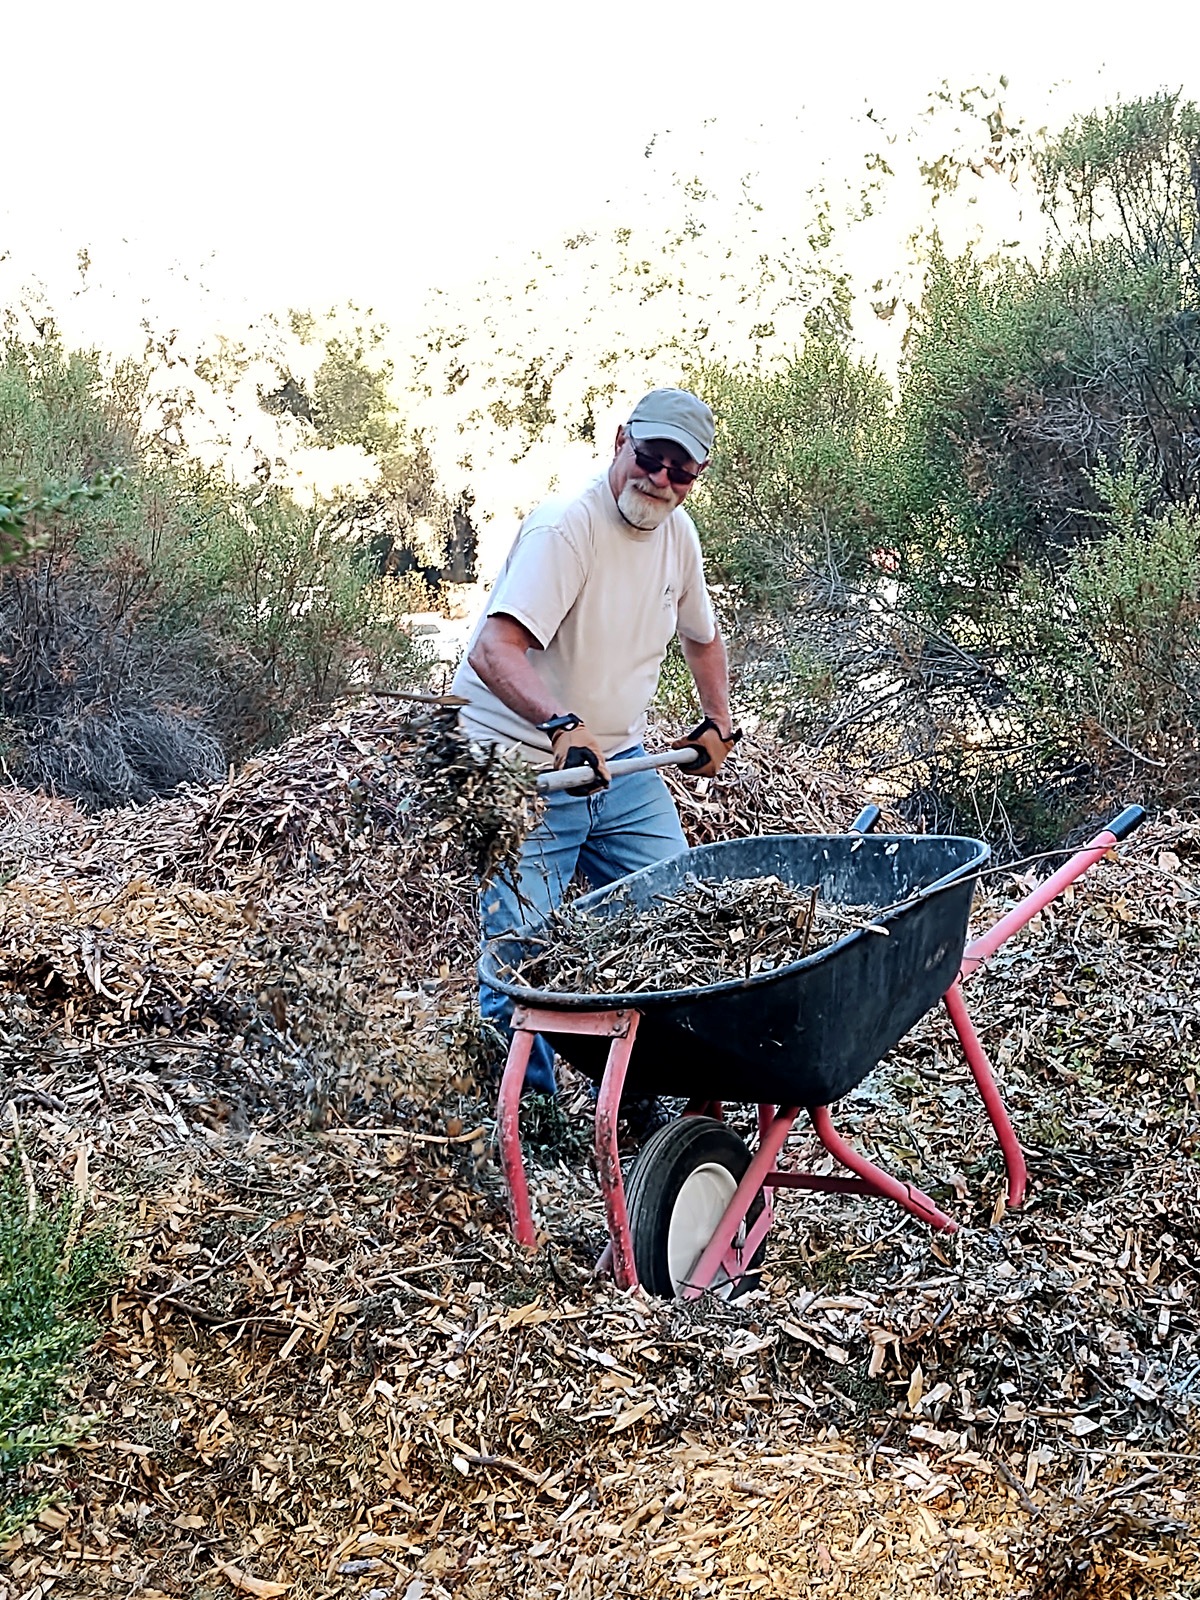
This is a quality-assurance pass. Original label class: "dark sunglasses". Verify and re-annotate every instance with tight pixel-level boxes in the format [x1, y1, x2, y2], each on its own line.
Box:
[630, 443, 702, 487]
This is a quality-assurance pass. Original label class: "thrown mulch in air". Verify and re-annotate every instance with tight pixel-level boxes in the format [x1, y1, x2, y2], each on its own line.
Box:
[507, 875, 883, 995]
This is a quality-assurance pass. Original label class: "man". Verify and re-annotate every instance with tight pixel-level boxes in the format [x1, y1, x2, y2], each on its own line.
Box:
[452, 387, 740, 1125]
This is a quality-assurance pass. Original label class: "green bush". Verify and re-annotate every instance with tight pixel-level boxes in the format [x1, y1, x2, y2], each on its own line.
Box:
[0, 1157, 122, 1539]
[890, 243, 1199, 617]
[835, 93, 1200, 835]
[687, 333, 892, 608]
[0, 329, 434, 807]
[1008, 478, 1200, 797]
[891, 93, 1200, 615]
[886, 243, 1045, 605]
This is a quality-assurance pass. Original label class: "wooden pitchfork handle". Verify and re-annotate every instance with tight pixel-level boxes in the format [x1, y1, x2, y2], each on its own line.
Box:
[535, 747, 701, 794]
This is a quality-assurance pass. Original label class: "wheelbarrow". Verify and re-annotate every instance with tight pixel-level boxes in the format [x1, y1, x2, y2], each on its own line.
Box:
[482, 771, 1146, 1300]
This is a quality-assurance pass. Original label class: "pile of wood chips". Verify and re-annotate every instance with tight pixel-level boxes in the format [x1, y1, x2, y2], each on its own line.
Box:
[3, 704, 1200, 1598]
[0, 699, 535, 1131]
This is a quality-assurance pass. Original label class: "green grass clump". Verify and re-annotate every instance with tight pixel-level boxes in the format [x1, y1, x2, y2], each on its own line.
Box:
[1, 1156, 122, 1540]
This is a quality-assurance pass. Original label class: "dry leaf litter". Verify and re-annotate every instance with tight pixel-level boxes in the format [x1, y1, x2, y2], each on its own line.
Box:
[1, 699, 1198, 1599]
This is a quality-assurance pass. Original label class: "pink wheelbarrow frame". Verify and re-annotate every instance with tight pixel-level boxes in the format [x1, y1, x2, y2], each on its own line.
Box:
[495, 806, 1145, 1299]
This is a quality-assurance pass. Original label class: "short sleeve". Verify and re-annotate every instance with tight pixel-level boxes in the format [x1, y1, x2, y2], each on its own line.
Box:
[486, 523, 588, 648]
[674, 518, 717, 644]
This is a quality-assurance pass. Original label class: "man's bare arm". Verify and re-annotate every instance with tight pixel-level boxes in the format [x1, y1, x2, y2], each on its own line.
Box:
[467, 614, 565, 726]
[679, 627, 734, 735]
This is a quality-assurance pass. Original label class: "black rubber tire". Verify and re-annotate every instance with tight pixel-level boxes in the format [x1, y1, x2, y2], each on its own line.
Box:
[625, 1116, 767, 1300]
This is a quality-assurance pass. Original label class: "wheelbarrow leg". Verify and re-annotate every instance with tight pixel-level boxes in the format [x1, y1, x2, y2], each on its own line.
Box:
[943, 980, 1027, 1208]
[946, 816, 1142, 1213]
[756, 1103, 777, 1233]
[683, 1106, 799, 1299]
[593, 1016, 641, 1291]
[498, 1005, 642, 1283]
[808, 1106, 959, 1232]
[497, 1027, 537, 1248]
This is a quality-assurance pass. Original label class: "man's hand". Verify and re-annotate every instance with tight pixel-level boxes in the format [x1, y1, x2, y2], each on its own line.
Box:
[551, 721, 611, 794]
[671, 717, 742, 778]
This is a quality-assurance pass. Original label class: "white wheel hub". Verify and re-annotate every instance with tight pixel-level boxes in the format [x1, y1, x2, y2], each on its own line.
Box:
[667, 1161, 742, 1298]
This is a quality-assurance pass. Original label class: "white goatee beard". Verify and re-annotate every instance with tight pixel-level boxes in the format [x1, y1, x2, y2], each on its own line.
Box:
[617, 481, 673, 530]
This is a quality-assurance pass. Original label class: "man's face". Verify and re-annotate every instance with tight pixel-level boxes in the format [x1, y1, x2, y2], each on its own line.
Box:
[610, 428, 704, 529]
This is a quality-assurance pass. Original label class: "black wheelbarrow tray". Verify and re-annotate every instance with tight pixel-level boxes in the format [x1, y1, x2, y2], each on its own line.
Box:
[482, 805, 1145, 1301]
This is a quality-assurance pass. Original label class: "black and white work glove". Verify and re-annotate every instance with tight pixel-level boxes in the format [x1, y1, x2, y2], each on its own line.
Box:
[670, 717, 743, 778]
[549, 719, 611, 795]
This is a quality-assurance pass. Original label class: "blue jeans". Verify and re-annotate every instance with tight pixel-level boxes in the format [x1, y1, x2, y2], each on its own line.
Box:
[479, 745, 688, 1092]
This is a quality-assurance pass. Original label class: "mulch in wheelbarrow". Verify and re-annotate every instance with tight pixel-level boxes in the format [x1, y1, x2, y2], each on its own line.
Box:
[508, 874, 883, 994]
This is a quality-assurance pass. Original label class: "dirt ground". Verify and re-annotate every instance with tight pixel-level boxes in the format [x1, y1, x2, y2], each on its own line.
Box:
[2, 704, 1199, 1599]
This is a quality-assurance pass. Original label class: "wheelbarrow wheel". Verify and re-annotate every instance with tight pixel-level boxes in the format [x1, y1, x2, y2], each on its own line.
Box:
[625, 1116, 766, 1301]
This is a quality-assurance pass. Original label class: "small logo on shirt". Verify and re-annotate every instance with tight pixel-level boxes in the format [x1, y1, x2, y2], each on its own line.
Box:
[662, 583, 676, 609]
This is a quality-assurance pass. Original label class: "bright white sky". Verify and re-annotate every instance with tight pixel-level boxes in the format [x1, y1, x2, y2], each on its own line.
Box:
[7, 0, 1200, 337]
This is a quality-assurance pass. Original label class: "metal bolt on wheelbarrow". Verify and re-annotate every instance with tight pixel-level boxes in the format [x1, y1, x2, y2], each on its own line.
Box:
[485, 758, 1147, 1300]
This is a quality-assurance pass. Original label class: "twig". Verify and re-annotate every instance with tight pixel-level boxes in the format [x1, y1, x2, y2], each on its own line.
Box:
[800, 884, 819, 957]
[1095, 724, 1167, 767]
[443, 1431, 554, 1490]
[141, 1222, 273, 1308]
[325, 1124, 485, 1144]
[8, 1080, 67, 1112]
[60, 1140, 88, 1272]
[993, 1456, 1039, 1514]
[8, 1103, 37, 1221]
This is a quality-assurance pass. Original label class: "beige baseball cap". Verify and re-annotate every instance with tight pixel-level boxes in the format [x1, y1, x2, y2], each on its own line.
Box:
[626, 387, 715, 465]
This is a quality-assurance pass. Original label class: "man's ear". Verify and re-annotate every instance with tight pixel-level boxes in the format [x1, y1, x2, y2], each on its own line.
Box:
[614, 425, 627, 458]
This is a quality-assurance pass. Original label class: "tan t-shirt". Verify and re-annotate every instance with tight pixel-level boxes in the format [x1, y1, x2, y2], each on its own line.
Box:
[451, 474, 717, 761]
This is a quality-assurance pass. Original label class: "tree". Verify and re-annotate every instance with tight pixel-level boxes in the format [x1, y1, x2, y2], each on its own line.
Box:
[256, 310, 474, 591]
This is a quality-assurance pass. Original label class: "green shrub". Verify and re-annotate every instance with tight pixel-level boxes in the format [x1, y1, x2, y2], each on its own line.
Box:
[687, 333, 892, 609]
[891, 93, 1200, 622]
[0, 329, 435, 805]
[816, 93, 1200, 838]
[1008, 484, 1200, 797]
[650, 637, 700, 725]
[0, 1157, 122, 1539]
[0, 335, 136, 487]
